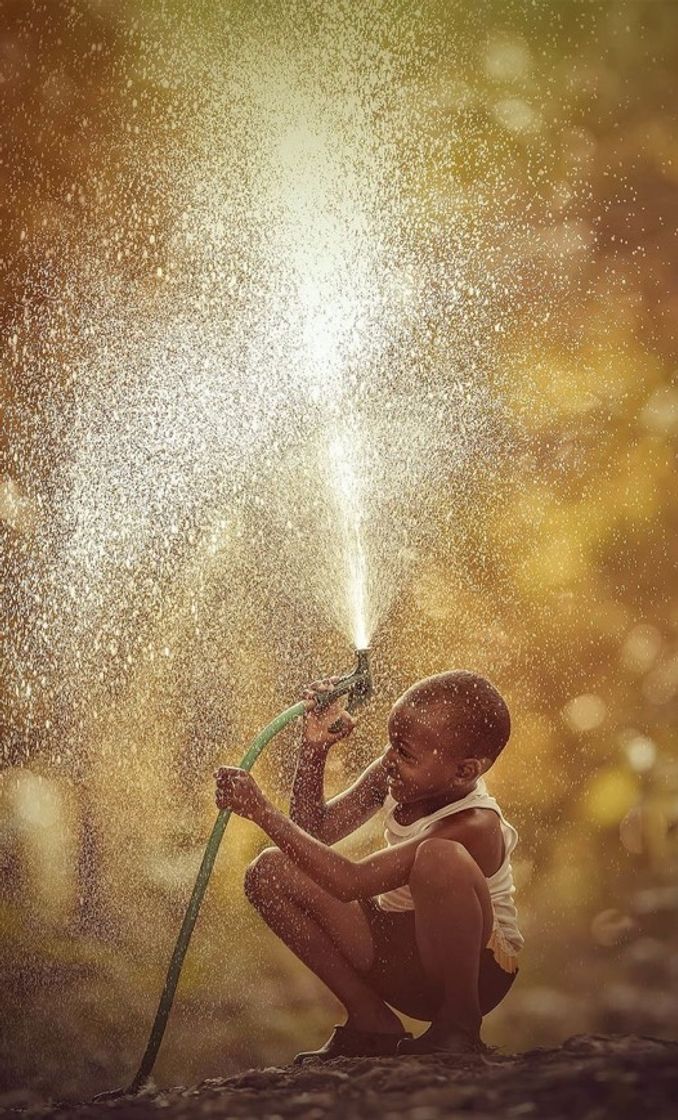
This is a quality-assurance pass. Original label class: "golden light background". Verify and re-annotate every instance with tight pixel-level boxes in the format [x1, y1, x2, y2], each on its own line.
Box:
[1, 0, 677, 1101]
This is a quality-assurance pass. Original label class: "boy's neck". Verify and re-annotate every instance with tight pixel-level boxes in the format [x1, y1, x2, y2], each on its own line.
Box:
[395, 779, 480, 823]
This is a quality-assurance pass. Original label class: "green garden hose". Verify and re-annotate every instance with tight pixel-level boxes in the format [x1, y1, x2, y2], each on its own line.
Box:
[120, 647, 372, 1095]
[127, 699, 306, 1093]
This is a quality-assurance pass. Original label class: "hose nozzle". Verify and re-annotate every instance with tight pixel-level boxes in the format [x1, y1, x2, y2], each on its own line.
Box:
[313, 648, 373, 718]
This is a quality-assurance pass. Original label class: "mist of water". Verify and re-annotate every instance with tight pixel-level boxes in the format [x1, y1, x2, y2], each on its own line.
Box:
[5, 4, 534, 752]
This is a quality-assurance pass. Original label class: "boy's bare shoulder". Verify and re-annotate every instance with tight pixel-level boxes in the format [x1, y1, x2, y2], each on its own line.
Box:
[428, 807, 505, 877]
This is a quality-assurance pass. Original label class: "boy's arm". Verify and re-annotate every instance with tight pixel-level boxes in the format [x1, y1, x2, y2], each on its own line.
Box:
[255, 805, 501, 902]
[290, 750, 389, 845]
[289, 679, 388, 843]
[216, 768, 500, 901]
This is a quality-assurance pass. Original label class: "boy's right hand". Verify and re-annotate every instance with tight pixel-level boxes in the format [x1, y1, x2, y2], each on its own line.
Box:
[302, 677, 357, 749]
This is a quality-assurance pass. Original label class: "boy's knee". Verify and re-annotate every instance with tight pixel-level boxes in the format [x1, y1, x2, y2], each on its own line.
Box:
[409, 838, 474, 893]
[244, 845, 286, 903]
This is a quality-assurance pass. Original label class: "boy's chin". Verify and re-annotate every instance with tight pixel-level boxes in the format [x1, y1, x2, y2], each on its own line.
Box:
[389, 783, 421, 803]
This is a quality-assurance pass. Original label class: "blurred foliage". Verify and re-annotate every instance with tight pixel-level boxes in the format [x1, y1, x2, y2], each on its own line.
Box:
[1, 0, 678, 1102]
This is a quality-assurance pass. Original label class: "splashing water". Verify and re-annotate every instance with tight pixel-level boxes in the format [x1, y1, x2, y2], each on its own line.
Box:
[327, 432, 370, 649]
[261, 67, 400, 648]
[4, 4, 537, 750]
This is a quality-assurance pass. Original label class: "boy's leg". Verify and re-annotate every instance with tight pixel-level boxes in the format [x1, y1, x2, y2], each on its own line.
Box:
[404, 837, 499, 1049]
[244, 847, 405, 1034]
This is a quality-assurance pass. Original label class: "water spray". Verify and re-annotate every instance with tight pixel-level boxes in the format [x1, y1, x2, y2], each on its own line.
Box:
[102, 648, 372, 1099]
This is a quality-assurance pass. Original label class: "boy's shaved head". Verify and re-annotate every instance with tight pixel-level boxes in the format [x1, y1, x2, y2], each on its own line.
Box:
[395, 670, 511, 764]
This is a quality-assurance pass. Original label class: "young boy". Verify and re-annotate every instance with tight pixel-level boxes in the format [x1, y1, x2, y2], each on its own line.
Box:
[214, 669, 523, 1062]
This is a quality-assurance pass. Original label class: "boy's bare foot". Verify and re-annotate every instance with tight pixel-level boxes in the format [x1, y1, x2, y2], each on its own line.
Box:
[397, 1023, 486, 1056]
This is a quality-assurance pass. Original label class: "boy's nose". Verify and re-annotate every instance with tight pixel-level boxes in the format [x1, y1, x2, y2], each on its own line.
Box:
[383, 748, 398, 775]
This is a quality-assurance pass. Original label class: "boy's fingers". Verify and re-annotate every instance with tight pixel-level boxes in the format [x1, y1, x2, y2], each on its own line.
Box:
[327, 695, 348, 716]
[303, 679, 339, 702]
[329, 711, 356, 737]
[216, 771, 237, 787]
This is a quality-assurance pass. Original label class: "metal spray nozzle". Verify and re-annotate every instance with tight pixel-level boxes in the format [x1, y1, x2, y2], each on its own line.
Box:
[312, 648, 373, 724]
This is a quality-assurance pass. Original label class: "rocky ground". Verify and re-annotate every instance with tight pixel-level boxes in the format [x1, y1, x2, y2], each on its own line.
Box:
[0, 1035, 676, 1120]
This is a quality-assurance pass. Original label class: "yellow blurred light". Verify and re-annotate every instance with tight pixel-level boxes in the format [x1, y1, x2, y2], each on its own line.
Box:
[484, 36, 532, 82]
[581, 768, 638, 826]
[501, 353, 602, 428]
[500, 333, 653, 432]
[4, 770, 77, 926]
[612, 437, 670, 524]
[562, 693, 606, 733]
[492, 712, 563, 808]
[621, 624, 662, 673]
[492, 97, 541, 134]
[640, 384, 678, 435]
[623, 734, 657, 772]
[497, 485, 616, 599]
[642, 655, 678, 705]
[0, 476, 38, 532]
[519, 535, 588, 591]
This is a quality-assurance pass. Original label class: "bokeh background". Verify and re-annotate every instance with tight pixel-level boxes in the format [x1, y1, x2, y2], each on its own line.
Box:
[1, 0, 677, 1103]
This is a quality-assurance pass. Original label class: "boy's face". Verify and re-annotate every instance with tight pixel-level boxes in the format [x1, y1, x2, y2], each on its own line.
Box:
[383, 693, 481, 804]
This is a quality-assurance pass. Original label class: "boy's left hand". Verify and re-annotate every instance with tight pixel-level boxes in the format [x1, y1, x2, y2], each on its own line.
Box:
[214, 767, 265, 821]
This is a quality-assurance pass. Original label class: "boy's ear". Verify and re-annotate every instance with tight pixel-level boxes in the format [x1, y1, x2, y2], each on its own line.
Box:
[456, 757, 484, 783]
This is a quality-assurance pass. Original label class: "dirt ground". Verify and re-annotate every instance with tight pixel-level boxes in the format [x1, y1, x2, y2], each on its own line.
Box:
[0, 1035, 675, 1120]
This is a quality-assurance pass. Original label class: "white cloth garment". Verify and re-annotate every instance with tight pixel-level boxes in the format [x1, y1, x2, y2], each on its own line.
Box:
[376, 776, 524, 960]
